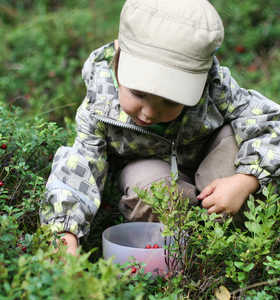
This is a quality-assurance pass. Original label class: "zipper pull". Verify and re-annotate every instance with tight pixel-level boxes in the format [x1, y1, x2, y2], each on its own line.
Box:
[171, 140, 178, 181]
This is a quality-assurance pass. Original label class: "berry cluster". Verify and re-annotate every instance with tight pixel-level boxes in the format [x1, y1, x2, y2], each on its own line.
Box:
[145, 244, 160, 249]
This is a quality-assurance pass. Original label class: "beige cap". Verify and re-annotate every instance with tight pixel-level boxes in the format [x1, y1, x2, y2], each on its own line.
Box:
[118, 0, 224, 106]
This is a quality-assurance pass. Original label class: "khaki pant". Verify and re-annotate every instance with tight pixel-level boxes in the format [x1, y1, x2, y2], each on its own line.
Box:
[119, 125, 239, 221]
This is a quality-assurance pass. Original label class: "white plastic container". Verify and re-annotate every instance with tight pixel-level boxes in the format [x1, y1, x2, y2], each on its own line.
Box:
[102, 222, 167, 275]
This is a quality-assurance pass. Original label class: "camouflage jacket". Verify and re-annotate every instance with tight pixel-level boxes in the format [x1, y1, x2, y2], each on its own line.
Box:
[40, 42, 280, 238]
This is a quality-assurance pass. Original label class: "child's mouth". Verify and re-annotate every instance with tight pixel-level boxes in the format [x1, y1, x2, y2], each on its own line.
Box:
[134, 117, 153, 126]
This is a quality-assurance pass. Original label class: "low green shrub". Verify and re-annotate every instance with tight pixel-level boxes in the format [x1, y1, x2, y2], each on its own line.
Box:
[212, 0, 280, 102]
[0, 103, 69, 232]
[1, 9, 96, 124]
[0, 215, 163, 300]
[0, 2, 124, 124]
[0, 209, 179, 299]
[137, 179, 280, 299]
[213, 0, 280, 62]
[0, 0, 91, 26]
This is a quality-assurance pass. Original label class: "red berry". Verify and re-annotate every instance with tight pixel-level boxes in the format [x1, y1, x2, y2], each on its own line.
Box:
[247, 64, 258, 72]
[145, 244, 152, 249]
[61, 238, 68, 245]
[153, 244, 160, 249]
[235, 45, 246, 53]
[0, 181, 4, 187]
[1, 144, 7, 150]
[21, 246, 27, 253]
[131, 267, 137, 274]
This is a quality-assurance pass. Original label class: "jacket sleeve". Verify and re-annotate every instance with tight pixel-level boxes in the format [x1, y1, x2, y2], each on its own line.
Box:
[213, 65, 280, 188]
[40, 49, 109, 239]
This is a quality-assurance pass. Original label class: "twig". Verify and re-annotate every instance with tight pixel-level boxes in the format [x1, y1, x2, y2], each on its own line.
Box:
[231, 278, 280, 297]
[199, 275, 222, 295]
[36, 102, 77, 116]
[9, 178, 24, 203]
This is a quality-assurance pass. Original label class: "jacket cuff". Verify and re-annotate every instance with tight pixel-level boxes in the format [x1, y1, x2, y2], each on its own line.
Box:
[43, 215, 90, 240]
[235, 165, 271, 192]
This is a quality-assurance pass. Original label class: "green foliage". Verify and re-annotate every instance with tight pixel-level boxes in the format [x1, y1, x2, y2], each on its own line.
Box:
[0, 1, 124, 124]
[213, 0, 280, 60]
[0, 212, 179, 299]
[0, 103, 68, 232]
[212, 0, 280, 102]
[1, 1, 280, 299]
[0, 0, 90, 25]
[1, 0, 279, 127]
[1, 9, 95, 124]
[137, 180, 280, 298]
[0, 215, 153, 300]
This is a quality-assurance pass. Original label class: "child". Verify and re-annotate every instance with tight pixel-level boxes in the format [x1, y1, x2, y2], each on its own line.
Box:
[40, 0, 280, 256]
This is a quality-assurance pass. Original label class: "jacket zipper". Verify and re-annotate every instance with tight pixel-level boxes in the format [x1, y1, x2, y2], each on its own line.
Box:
[93, 114, 179, 180]
[171, 140, 178, 181]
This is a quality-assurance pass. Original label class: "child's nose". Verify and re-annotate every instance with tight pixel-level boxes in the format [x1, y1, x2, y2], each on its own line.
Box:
[141, 105, 158, 121]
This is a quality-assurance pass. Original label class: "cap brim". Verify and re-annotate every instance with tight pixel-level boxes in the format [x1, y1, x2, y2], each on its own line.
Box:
[118, 51, 207, 106]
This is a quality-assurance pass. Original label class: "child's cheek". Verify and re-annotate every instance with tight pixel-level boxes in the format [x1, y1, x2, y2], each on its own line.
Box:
[119, 94, 140, 118]
[160, 105, 184, 123]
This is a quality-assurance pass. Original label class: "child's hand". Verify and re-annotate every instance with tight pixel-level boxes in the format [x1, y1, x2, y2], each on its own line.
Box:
[53, 232, 79, 257]
[197, 174, 259, 215]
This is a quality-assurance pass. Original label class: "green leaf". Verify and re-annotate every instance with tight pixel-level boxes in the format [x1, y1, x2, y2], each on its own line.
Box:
[0, 234, 14, 242]
[237, 271, 246, 281]
[244, 221, 262, 234]
[234, 261, 244, 269]
[243, 263, 255, 272]
[214, 224, 224, 238]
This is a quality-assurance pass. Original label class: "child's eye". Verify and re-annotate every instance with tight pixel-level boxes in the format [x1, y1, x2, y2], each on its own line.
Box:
[164, 100, 181, 107]
[130, 89, 146, 99]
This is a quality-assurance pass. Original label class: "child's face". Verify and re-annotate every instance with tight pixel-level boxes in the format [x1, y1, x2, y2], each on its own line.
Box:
[119, 85, 184, 126]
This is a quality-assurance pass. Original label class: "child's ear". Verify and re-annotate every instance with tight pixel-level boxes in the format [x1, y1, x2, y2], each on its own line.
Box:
[114, 40, 119, 51]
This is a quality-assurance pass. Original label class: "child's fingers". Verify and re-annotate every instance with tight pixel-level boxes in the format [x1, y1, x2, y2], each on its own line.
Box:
[202, 197, 225, 214]
[201, 195, 215, 209]
[207, 204, 224, 214]
[207, 205, 217, 214]
[197, 183, 215, 200]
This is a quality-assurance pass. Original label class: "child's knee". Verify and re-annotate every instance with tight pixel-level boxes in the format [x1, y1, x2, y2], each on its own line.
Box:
[195, 125, 238, 192]
[119, 159, 198, 221]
